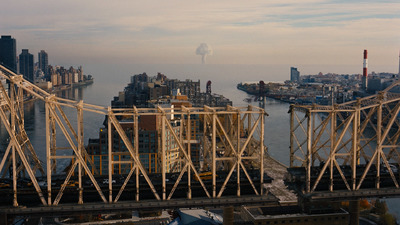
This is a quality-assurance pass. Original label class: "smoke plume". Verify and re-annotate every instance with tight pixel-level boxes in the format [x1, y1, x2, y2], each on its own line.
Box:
[196, 43, 213, 64]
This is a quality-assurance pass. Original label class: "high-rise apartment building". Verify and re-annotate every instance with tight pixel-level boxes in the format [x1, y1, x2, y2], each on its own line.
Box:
[19, 49, 34, 82]
[0, 35, 17, 72]
[85, 114, 181, 175]
[38, 50, 49, 78]
[290, 67, 300, 82]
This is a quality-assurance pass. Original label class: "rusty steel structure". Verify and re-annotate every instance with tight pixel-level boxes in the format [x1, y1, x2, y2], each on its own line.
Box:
[290, 83, 400, 193]
[0, 65, 266, 207]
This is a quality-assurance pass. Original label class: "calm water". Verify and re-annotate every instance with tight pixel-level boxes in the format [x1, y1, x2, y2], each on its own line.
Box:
[0, 64, 398, 219]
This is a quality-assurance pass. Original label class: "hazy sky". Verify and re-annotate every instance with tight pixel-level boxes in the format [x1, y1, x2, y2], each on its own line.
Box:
[1, 0, 399, 72]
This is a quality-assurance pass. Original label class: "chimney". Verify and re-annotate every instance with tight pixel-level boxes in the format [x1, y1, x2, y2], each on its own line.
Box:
[362, 50, 368, 91]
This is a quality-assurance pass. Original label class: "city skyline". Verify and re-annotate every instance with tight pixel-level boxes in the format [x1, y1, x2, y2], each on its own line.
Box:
[1, 0, 399, 75]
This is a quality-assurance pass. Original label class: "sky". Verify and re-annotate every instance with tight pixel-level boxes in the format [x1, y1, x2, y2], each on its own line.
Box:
[1, 0, 400, 74]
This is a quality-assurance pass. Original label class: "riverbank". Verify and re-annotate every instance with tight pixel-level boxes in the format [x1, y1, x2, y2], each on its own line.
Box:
[237, 82, 301, 104]
[49, 79, 94, 94]
[20, 79, 94, 105]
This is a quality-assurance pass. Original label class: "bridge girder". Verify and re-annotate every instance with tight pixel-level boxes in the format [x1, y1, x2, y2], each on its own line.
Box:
[290, 83, 400, 193]
[0, 65, 266, 207]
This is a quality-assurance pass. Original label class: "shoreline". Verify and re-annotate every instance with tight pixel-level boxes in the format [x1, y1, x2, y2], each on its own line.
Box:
[49, 79, 94, 94]
[237, 83, 297, 104]
[23, 79, 94, 104]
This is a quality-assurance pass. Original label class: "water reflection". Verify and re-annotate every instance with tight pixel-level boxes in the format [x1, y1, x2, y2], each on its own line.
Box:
[0, 84, 104, 173]
[228, 91, 291, 166]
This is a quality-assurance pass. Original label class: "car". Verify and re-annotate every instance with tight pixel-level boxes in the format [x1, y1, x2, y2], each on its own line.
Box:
[38, 181, 47, 187]
[383, 164, 399, 174]
[389, 164, 398, 173]
[37, 181, 56, 187]
[102, 179, 116, 184]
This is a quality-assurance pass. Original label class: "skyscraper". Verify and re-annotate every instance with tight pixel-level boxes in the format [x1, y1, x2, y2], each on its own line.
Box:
[19, 49, 34, 82]
[38, 50, 49, 78]
[0, 35, 17, 72]
[290, 67, 300, 82]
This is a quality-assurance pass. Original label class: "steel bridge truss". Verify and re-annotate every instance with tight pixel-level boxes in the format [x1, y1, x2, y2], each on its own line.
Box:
[0, 65, 266, 207]
[290, 82, 400, 193]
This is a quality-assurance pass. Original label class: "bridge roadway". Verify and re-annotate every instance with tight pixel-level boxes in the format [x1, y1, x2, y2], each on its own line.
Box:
[0, 154, 290, 221]
[2, 153, 400, 222]
[5, 154, 400, 217]
[0, 195, 279, 221]
[286, 165, 400, 202]
[0, 168, 271, 205]
[300, 187, 400, 202]
[260, 156, 400, 203]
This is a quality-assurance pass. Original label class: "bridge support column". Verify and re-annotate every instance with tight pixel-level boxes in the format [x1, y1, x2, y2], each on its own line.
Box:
[349, 199, 359, 225]
[223, 206, 234, 225]
[78, 188, 83, 204]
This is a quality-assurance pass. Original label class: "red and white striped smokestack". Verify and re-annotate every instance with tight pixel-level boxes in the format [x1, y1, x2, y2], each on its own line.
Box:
[363, 49, 368, 77]
[362, 49, 368, 91]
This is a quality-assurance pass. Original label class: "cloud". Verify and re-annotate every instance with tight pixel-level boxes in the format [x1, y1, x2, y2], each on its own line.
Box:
[0, 0, 399, 66]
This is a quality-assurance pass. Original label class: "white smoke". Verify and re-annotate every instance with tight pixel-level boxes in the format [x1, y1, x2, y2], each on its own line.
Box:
[196, 43, 213, 64]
